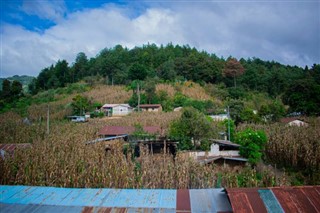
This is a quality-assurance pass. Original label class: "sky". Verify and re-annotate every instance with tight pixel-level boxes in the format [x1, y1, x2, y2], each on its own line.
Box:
[0, 0, 319, 77]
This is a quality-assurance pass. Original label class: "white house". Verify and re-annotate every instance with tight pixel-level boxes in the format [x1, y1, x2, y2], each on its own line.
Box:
[102, 104, 133, 116]
[209, 114, 228, 121]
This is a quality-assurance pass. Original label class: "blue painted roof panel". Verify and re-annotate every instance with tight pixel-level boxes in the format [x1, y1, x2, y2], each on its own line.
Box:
[102, 189, 176, 209]
[259, 189, 284, 213]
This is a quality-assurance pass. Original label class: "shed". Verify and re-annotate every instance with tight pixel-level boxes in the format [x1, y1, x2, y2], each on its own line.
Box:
[139, 104, 162, 112]
[209, 139, 240, 157]
[280, 117, 308, 127]
[102, 104, 132, 116]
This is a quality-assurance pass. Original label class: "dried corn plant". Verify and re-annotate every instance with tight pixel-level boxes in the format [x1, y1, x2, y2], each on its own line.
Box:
[0, 117, 289, 188]
[238, 119, 320, 184]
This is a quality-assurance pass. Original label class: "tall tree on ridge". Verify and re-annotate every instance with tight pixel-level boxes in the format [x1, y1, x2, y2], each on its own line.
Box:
[223, 58, 245, 88]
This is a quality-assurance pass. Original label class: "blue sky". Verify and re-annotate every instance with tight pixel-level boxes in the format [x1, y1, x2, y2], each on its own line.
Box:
[1, 0, 319, 77]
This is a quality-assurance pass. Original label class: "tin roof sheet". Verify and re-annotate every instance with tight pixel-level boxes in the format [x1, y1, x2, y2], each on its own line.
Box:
[227, 186, 320, 213]
[210, 139, 241, 147]
[139, 104, 162, 108]
[98, 126, 161, 136]
[0, 185, 231, 213]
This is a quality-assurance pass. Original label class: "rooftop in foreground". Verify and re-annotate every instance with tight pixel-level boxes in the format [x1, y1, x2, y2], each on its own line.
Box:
[0, 185, 319, 212]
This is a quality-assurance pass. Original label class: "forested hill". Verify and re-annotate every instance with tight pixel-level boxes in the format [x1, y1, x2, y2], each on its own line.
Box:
[29, 43, 320, 115]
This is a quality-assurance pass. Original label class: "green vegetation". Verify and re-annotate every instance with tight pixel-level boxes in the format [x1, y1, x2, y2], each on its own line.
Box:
[0, 43, 319, 188]
[24, 43, 319, 116]
[235, 128, 267, 165]
[169, 107, 212, 150]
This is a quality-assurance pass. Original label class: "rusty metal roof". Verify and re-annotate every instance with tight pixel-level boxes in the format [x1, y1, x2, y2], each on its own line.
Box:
[0, 143, 31, 159]
[227, 186, 320, 213]
[2, 185, 319, 212]
[210, 139, 241, 147]
[139, 104, 162, 108]
[0, 185, 231, 213]
[98, 126, 161, 136]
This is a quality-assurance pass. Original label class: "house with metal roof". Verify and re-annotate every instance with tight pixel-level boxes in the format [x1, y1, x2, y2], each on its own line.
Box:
[139, 104, 162, 112]
[280, 117, 308, 127]
[189, 139, 248, 165]
[102, 104, 133, 116]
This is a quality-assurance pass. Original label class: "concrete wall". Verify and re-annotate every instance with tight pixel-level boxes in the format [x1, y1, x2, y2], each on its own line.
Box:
[210, 144, 239, 157]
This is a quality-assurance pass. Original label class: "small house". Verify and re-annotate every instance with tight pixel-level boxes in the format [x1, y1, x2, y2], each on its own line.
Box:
[209, 139, 240, 157]
[280, 117, 308, 127]
[209, 114, 228, 121]
[139, 104, 162, 112]
[102, 104, 133, 116]
[188, 139, 247, 165]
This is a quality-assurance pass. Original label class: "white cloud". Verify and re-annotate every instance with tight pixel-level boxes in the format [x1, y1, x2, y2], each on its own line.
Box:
[21, 0, 67, 23]
[1, 2, 319, 77]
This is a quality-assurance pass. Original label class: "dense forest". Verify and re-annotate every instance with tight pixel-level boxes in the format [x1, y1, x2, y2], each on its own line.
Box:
[3, 43, 320, 116]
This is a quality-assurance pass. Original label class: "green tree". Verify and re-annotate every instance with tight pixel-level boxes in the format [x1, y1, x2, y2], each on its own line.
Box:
[283, 78, 320, 115]
[1, 79, 11, 99]
[71, 95, 90, 115]
[169, 107, 212, 150]
[259, 101, 286, 122]
[11, 80, 23, 97]
[235, 128, 267, 164]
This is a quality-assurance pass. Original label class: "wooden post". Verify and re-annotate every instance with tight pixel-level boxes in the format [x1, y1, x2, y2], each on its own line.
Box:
[47, 104, 50, 135]
[137, 82, 140, 112]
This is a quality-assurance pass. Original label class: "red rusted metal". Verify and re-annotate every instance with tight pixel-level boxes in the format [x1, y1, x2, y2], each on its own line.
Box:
[0, 143, 31, 156]
[227, 186, 320, 213]
[227, 188, 267, 213]
[176, 189, 191, 213]
[272, 186, 320, 213]
[98, 126, 161, 136]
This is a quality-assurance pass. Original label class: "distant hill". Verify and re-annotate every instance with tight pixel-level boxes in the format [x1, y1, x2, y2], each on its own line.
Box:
[0, 75, 35, 91]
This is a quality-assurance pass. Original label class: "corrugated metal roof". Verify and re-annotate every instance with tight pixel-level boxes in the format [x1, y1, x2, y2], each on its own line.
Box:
[98, 126, 161, 136]
[139, 104, 162, 108]
[209, 139, 241, 147]
[3, 185, 318, 212]
[227, 186, 320, 213]
[0, 185, 231, 213]
[0, 143, 31, 159]
[102, 104, 132, 108]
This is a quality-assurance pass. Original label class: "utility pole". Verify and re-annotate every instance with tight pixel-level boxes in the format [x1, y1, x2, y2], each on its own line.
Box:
[137, 81, 140, 112]
[227, 106, 230, 141]
[47, 104, 50, 135]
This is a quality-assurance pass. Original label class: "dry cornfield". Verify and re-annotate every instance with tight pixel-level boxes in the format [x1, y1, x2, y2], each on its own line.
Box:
[156, 82, 213, 100]
[239, 119, 320, 184]
[0, 111, 290, 188]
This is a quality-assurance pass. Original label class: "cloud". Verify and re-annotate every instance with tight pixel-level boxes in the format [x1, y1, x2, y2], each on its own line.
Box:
[21, 0, 67, 23]
[1, 1, 319, 77]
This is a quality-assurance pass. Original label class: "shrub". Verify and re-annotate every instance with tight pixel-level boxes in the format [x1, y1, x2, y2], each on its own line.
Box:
[235, 128, 267, 164]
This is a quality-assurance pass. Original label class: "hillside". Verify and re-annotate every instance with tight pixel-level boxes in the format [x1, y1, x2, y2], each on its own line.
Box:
[27, 44, 320, 116]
